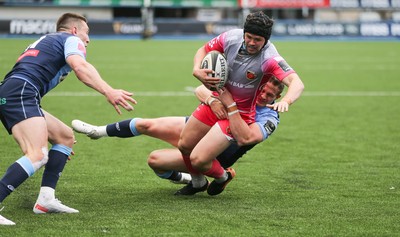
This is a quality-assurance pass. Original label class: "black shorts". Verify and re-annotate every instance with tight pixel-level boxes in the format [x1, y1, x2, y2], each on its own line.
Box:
[217, 143, 257, 168]
[0, 78, 44, 134]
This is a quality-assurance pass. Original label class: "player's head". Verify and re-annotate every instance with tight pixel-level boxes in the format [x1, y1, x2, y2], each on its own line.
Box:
[256, 77, 284, 106]
[57, 13, 90, 46]
[243, 11, 274, 54]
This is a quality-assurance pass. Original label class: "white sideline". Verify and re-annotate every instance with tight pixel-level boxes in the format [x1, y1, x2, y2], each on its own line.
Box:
[47, 91, 400, 97]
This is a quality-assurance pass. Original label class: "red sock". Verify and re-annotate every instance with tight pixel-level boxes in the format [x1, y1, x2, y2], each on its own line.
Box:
[182, 154, 201, 175]
[203, 159, 225, 179]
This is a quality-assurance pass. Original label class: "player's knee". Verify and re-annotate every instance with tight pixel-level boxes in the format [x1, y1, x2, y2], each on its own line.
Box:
[147, 150, 161, 170]
[28, 146, 49, 171]
[190, 154, 207, 170]
[177, 140, 191, 155]
[64, 127, 75, 147]
[136, 119, 151, 133]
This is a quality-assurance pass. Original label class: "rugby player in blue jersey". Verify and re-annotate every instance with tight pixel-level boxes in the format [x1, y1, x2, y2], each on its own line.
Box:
[0, 13, 137, 225]
[71, 78, 284, 195]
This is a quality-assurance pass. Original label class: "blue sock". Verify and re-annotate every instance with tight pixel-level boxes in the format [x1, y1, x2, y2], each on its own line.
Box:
[41, 144, 71, 189]
[106, 118, 141, 138]
[0, 157, 34, 202]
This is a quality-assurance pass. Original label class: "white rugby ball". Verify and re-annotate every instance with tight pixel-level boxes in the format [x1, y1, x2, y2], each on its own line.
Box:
[200, 51, 228, 91]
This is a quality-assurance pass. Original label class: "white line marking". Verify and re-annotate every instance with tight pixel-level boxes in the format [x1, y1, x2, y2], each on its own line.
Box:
[47, 91, 400, 97]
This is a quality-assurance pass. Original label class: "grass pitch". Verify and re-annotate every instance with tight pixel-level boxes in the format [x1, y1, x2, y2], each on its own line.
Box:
[0, 38, 399, 236]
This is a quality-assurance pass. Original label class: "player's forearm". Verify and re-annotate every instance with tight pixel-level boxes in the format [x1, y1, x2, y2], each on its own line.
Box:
[228, 111, 261, 146]
[74, 63, 113, 96]
[194, 85, 212, 103]
[193, 46, 207, 71]
[281, 75, 304, 105]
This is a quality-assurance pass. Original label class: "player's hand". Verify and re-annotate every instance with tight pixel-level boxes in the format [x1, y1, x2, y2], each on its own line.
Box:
[209, 100, 227, 119]
[266, 100, 289, 112]
[193, 68, 221, 90]
[68, 150, 75, 161]
[106, 89, 137, 114]
[216, 87, 234, 107]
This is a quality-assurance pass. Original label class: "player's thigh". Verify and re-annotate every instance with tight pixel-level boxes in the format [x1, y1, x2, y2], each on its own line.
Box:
[139, 117, 186, 147]
[179, 116, 210, 151]
[191, 124, 230, 164]
[43, 110, 74, 147]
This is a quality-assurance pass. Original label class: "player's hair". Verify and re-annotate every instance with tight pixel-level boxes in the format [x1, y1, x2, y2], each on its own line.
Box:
[244, 11, 274, 43]
[269, 76, 284, 95]
[56, 13, 87, 31]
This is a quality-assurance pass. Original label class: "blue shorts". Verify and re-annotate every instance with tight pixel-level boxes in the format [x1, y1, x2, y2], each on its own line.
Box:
[0, 78, 44, 134]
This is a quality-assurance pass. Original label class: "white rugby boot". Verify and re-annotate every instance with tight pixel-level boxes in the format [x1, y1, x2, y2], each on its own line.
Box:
[0, 214, 15, 225]
[33, 198, 79, 214]
[71, 119, 105, 139]
[170, 172, 192, 184]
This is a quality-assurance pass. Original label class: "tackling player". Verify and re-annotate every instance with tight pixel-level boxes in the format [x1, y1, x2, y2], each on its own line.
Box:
[71, 78, 284, 195]
[0, 13, 137, 225]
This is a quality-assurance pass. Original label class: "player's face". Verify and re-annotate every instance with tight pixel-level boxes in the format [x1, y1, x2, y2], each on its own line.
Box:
[256, 82, 280, 106]
[76, 21, 90, 47]
[244, 32, 265, 55]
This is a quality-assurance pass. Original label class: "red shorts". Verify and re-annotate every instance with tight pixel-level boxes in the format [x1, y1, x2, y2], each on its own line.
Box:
[192, 104, 255, 140]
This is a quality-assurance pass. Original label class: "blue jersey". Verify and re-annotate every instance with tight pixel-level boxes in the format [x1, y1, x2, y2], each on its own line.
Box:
[4, 32, 86, 97]
[254, 104, 279, 141]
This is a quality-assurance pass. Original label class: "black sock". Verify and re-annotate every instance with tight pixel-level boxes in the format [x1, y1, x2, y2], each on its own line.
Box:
[41, 150, 68, 189]
[168, 171, 182, 181]
[106, 119, 135, 137]
[0, 162, 30, 202]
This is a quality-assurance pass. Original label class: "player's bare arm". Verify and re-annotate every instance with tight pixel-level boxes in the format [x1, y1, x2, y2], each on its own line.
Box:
[194, 85, 227, 119]
[192, 46, 221, 89]
[217, 88, 264, 146]
[267, 73, 304, 113]
[66, 54, 137, 114]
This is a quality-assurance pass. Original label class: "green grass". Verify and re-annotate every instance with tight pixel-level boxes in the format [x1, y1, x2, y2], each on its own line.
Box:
[0, 38, 399, 236]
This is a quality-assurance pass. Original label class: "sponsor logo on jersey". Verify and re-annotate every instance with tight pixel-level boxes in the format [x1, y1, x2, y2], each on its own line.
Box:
[278, 60, 292, 72]
[273, 56, 292, 72]
[264, 120, 276, 135]
[0, 97, 6, 105]
[17, 49, 39, 62]
[246, 70, 257, 80]
[228, 80, 255, 89]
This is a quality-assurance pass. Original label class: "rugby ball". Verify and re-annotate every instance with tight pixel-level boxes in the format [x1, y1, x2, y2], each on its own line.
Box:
[200, 51, 228, 91]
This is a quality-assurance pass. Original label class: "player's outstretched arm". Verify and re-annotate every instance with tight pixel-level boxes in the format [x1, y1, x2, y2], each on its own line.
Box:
[267, 73, 304, 113]
[66, 54, 137, 114]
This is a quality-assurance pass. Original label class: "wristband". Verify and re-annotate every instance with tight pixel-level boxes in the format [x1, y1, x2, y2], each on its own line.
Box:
[205, 95, 211, 105]
[207, 97, 217, 106]
[228, 110, 239, 116]
[227, 102, 237, 108]
[227, 105, 238, 113]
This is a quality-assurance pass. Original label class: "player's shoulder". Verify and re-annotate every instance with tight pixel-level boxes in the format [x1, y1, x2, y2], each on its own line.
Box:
[224, 29, 243, 40]
[223, 29, 244, 50]
[255, 105, 279, 119]
[44, 32, 79, 46]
